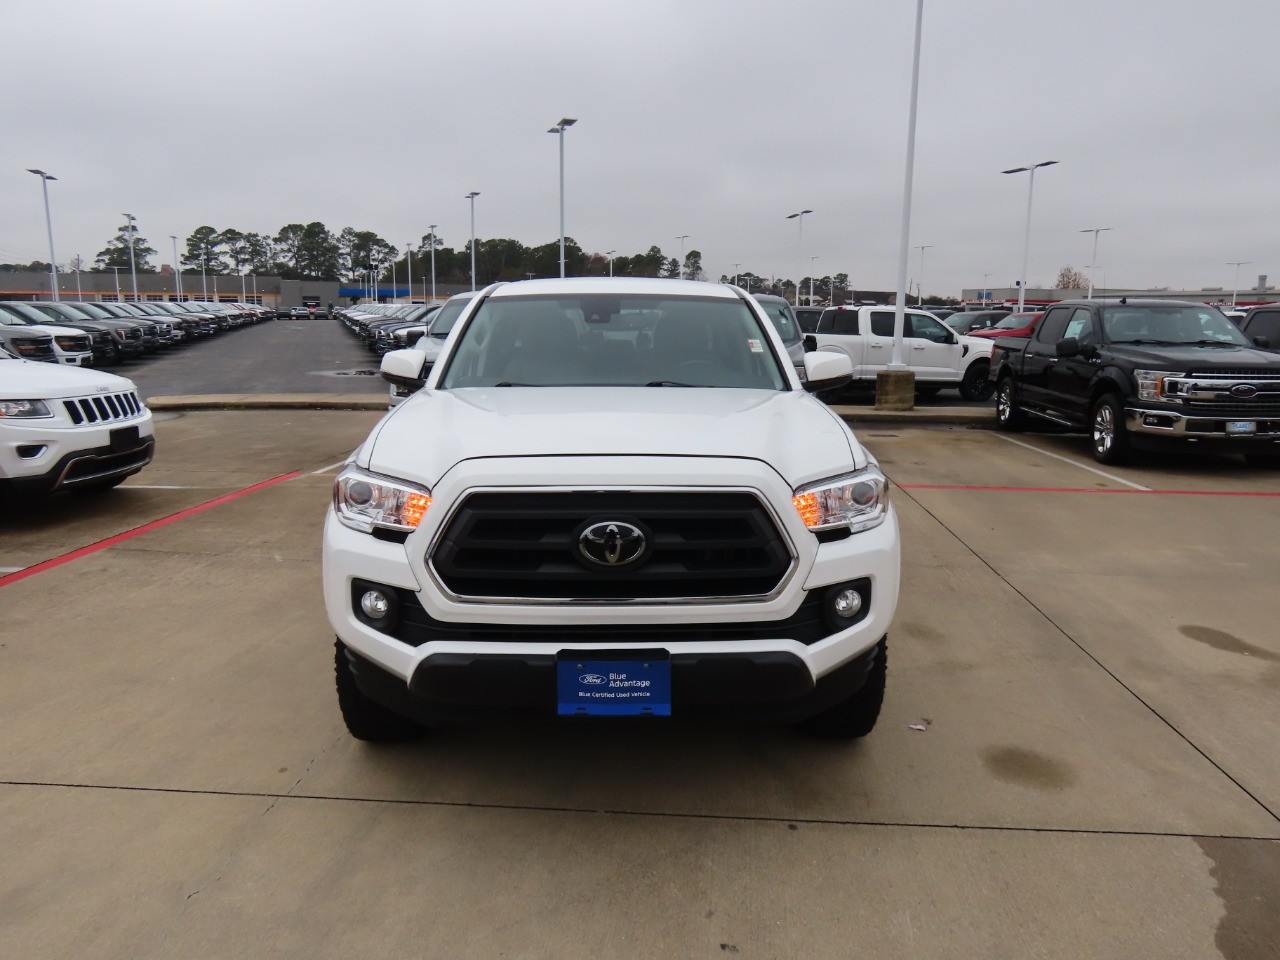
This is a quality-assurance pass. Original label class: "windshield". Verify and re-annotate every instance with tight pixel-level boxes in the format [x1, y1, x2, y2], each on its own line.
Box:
[439, 293, 788, 390]
[427, 295, 476, 338]
[1102, 305, 1252, 346]
[756, 299, 801, 344]
[993, 313, 1039, 330]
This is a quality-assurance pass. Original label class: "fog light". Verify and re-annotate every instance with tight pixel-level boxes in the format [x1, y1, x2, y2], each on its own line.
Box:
[832, 588, 863, 618]
[360, 590, 391, 620]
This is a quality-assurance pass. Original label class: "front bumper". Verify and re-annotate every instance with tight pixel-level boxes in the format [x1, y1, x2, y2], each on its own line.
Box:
[1, 415, 155, 494]
[1125, 406, 1280, 451]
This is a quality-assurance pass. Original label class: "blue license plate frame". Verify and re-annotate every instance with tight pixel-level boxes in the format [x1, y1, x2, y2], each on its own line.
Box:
[1226, 421, 1257, 435]
[556, 655, 672, 717]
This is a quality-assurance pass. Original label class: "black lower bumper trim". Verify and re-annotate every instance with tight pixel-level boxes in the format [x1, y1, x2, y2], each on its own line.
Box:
[344, 642, 880, 726]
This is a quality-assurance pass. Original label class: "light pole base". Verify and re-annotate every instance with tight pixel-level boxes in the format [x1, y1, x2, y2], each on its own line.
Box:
[875, 370, 916, 411]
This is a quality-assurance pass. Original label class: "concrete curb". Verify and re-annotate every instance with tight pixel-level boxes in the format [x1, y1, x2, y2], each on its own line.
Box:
[146, 394, 997, 426]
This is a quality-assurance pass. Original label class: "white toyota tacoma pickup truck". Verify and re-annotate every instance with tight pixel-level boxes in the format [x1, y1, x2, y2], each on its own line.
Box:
[323, 279, 900, 740]
[0, 345, 154, 498]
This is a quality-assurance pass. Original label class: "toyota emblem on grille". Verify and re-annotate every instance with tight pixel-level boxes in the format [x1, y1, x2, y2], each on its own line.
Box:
[1230, 383, 1259, 398]
[578, 521, 647, 567]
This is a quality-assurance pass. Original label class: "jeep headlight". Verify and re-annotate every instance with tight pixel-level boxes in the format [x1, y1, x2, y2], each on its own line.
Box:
[333, 465, 431, 533]
[0, 399, 52, 418]
[792, 467, 888, 533]
[1134, 369, 1186, 402]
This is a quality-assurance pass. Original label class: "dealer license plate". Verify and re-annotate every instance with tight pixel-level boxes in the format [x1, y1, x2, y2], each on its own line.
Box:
[1226, 421, 1257, 435]
[109, 425, 140, 451]
[556, 656, 672, 717]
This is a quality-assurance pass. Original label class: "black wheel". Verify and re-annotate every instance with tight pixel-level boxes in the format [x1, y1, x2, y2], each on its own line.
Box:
[796, 638, 887, 739]
[994, 377, 1025, 431]
[1091, 393, 1130, 464]
[958, 360, 994, 401]
[1244, 453, 1280, 468]
[334, 640, 426, 742]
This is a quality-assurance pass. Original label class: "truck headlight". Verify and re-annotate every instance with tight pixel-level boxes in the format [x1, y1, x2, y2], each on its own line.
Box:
[0, 399, 53, 418]
[1134, 369, 1186, 402]
[792, 468, 888, 534]
[333, 465, 431, 533]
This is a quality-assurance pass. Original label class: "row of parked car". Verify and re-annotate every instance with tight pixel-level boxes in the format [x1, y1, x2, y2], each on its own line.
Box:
[334, 301, 443, 356]
[0, 299, 274, 368]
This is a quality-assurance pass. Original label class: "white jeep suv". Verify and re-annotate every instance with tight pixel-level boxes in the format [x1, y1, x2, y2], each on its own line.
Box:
[323, 279, 899, 740]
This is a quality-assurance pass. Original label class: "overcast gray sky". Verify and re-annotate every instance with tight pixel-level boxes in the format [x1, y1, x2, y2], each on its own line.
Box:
[2, 0, 1275, 296]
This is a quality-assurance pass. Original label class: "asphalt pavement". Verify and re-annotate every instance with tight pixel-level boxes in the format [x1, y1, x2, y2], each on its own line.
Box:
[1, 413, 1277, 959]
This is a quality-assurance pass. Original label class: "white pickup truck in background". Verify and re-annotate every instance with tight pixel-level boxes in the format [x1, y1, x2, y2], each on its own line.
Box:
[809, 305, 996, 400]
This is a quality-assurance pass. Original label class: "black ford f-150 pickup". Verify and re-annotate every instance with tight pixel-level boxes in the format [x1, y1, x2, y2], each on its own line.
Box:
[989, 298, 1280, 466]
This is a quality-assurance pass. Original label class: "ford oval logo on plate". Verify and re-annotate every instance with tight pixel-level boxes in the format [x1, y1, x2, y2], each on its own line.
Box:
[578, 520, 647, 567]
[1230, 383, 1259, 399]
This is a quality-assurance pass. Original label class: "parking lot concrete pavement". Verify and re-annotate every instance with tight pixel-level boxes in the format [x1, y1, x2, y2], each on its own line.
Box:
[2, 415, 1278, 958]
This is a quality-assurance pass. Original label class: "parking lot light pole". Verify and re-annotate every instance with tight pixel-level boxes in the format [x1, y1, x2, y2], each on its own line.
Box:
[123, 213, 139, 302]
[465, 194, 480, 291]
[1227, 260, 1251, 308]
[785, 210, 812, 306]
[391, 257, 397, 303]
[548, 118, 577, 278]
[888, 0, 927, 372]
[109, 265, 124, 300]
[170, 235, 183, 300]
[27, 169, 60, 301]
[74, 258, 83, 301]
[430, 225, 440, 302]
[406, 243, 413, 303]
[982, 273, 992, 303]
[1080, 227, 1112, 299]
[809, 256, 819, 304]
[606, 250, 616, 277]
[1002, 160, 1058, 312]
[731, 262, 741, 286]
[915, 245, 933, 306]
[675, 235, 689, 279]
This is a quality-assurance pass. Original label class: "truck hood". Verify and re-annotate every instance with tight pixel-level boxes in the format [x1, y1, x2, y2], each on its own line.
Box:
[365, 387, 864, 488]
[1106, 343, 1280, 371]
[0, 358, 138, 397]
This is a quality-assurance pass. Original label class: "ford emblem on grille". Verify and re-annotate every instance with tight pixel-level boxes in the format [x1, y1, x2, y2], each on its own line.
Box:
[1230, 383, 1259, 399]
[578, 521, 647, 567]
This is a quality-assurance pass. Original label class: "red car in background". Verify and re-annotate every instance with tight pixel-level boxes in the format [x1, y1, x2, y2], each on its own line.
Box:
[967, 311, 1042, 340]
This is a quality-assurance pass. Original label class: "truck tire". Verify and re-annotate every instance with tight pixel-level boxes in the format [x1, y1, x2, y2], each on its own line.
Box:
[334, 640, 426, 742]
[796, 638, 887, 739]
[995, 377, 1025, 431]
[1091, 394, 1131, 464]
[958, 360, 994, 401]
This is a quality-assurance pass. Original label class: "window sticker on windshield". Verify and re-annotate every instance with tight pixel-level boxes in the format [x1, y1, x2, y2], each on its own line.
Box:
[747, 339, 764, 353]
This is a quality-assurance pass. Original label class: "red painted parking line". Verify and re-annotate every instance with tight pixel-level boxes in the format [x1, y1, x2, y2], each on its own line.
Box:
[0, 472, 302, 588]
[898, 483, 1280, 498]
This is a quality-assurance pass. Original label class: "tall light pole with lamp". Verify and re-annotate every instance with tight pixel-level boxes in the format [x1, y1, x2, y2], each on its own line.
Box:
[108, 265, 125, 301]
[808, 256, 820, 305]
[406, 243, 413, 303]
[547, 118, 577, 278]
[122, 213, 140, 301]
[675, 235, 689, 278]
[1227, 260, 1251, 308]
[914, 244, 933, 306]
[1002, 160, 1058, 312]
[981, 273, 992, 304]
[1079, 227, 1112, 298]
[27, 169, 60, 301]
[605, 250, 616, 277]
[170, 235, 183, 301]
[428, 224, 438, 301]
[465, 193, 480, 291]
[731, 262, 741, 286]
[785, 209, 812, 305]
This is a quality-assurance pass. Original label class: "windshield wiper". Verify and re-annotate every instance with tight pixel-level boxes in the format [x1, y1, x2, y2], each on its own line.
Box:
[1114, 338, 1177, 345]
[645, 380, 706, 387]
[492, 381, 545, 387]
[1181, 339, 1237, 347]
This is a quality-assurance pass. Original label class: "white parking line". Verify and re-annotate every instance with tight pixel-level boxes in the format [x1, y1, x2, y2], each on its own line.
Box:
[0, 567, 25, 575]
[311, 460, 348, 475]
[993, 434, 1152, 491]
[126, 484, 226, 490]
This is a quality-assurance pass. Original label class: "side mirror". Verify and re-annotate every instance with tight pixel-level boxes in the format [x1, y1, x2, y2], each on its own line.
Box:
[803, 334, 817, 353]
[802, 350, 853, 393]
[1055, 337, 1081, 358]
[380, 349, 427, 392]
[1253, 335, 1271, 349]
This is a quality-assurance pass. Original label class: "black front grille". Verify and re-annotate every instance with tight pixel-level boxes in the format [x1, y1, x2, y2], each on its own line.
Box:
[63, 391, 142, 425]
[392, 587, 830, 645]
[431, 491, 793, 600]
